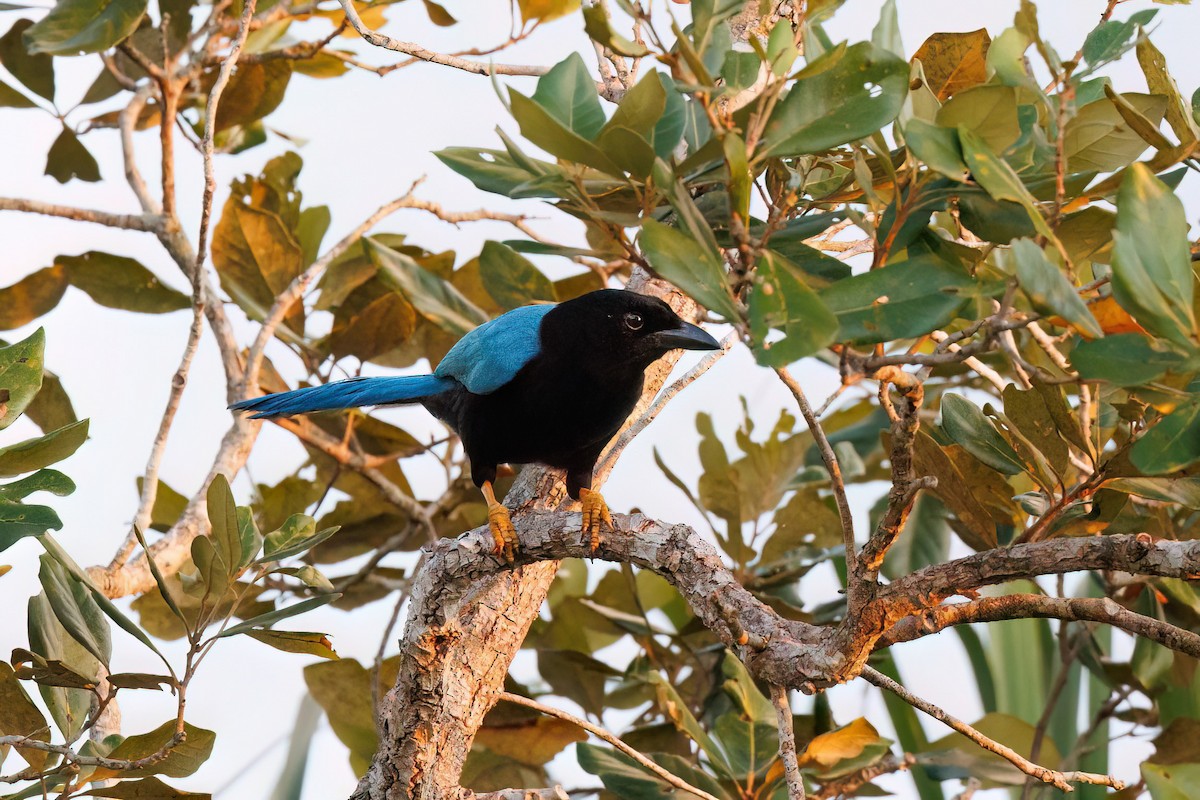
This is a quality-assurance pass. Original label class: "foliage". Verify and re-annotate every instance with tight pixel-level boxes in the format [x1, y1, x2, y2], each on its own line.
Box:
[2, 0, 1200, 798]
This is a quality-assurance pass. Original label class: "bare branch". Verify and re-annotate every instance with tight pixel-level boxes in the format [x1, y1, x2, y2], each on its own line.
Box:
[0, 198, 162, 232]
[860, 666, 1122, 792]
[337, 0, 548, 77]
[498, 692, 722, 800]
[811, 753, 915, 800]
[929, 330, 1007, 392]
[770, 684, 806, 800]
[774, 367, 857, 594]
[879, 594, 1200, 658]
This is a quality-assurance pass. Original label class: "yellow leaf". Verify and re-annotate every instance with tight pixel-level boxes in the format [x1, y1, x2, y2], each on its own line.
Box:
[912, 29, 991, 101]
[798, 717, 881, 769]
[1046, 295, 1147, 338]
[517, 0, 580, 24]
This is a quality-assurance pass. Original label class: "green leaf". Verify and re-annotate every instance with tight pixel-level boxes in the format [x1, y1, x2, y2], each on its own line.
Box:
[639, 218, 738, 321]
[1110, 163, 1197, 348]
[0, 419, 89, 477]
[1071, 334, 1184, 386]
[940, 394, 1025, 476]
[1064, 93, 1168, 172]
[45, 125, 101, 183]
[647, 671, 734, 777]
[93, 721, 216, 779]
[25, 365, 78, 434]
[1131, 400, 1200, 475]
[59, 252, 189, 313]
[434, 148, 543, 198]
[271, 564, 333, 592]
[958, 127, 1053, 241]
[0, 469, 74, 500]
[1009, 238, 1102, 339]
[83, 776, 211, 798]
[478, 242, 555, 311]
[39, 554, 111, 666]
[0, 498, 63, 550]
[0, 328, 45, 429]
[246, 630, 339, 660]
[531, 52, 604, 139]
[817, 254, 973, 344]
[577, 742, 675, 799]
[537, 649, 619, 717]
[749, 250, 838, 366]
[1104, 477, 1200, 509]
[0, 76, 35, 107]
[760, 42, 909, 158]
[881, 493, 950, 580]
[40, 535, 174, 677]
[367, 237, 488, 337]
[25, 592, 96, 740]
[0, 266, 68, 330]
[0, 19, 54, 100]
[508, 89, 624, 175]
[25, 0, 147, 55]
[136, 476, 188, 533]
[936, 84, 1019, 154]
[206, 474, 241, 578]
[219, 594, 340, 638]
[904, 119, 968, 181]
[581, 4, 648, 57]
[214, 61, 291, 131]
[1144, 762, 1200, 800]
[304, 658, 388, 772]
[262, 521, 339, 563]
[1081, 11, 1155, 68]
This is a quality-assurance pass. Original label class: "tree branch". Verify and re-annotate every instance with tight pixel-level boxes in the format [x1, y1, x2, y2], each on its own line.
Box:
[859, 667, 1121, 792]
[0, 198, 162, 232]
[770, 684, 806, 800]
[337, 0, 548, 77]
[498, 692, 722, 800]
[878, 594, 1200, 658]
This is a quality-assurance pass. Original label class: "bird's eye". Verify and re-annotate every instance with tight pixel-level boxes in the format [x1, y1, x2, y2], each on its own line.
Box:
[623, 312, 644, 331]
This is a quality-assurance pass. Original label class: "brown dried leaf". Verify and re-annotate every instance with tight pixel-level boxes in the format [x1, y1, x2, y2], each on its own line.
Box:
[913, 29, 991, 101]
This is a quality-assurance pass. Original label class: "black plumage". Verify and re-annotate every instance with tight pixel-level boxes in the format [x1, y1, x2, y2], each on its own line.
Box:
[232, 289, 720, 559]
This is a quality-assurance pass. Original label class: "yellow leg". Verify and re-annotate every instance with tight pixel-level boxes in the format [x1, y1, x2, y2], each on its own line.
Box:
[579, 488, 615, 552]
[481, 481, 517, 564]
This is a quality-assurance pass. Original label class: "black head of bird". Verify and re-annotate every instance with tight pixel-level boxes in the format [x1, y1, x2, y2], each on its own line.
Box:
[231, 288, 721, 562]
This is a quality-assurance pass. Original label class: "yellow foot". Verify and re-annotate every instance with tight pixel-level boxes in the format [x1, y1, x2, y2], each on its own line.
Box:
[488, 504, 517, 564]
[579, 488, 614, 553]
[481, 480, 517, 564]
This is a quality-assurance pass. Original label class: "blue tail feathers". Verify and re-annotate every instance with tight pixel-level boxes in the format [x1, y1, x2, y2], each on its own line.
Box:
[230, 375, 456, 419]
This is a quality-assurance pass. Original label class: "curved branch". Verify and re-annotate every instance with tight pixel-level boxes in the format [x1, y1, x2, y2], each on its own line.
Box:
[879, 594, 1200, 658]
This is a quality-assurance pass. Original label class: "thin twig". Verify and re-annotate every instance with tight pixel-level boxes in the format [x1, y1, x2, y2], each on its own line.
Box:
[770, 684, 806, 800]
[595, 331, 735, 477]
[929, 330, 1007, 392]
[860, 666, 1122, 792]
[337, 0, 548, 77]
[0, 198, 162, 232]
[497, 692, 723, 800]
[774, 367, 857, 590]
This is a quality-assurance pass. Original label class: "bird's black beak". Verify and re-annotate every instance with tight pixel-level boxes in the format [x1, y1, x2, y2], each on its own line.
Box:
[650, 322, 721, 352]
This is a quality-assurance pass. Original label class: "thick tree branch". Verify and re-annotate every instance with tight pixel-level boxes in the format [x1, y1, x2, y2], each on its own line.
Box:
[0, 198, 162, 232]
[879, 594, 1200, 658]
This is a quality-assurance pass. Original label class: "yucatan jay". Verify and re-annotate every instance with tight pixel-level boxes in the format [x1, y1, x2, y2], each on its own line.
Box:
[231, 289, 720, 561]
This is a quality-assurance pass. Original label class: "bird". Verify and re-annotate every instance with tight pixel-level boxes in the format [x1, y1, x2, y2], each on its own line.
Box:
[230, 289, 720, 562]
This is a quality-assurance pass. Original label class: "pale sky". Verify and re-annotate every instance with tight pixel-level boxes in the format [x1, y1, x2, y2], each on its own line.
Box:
[2, 1, 1198, 797]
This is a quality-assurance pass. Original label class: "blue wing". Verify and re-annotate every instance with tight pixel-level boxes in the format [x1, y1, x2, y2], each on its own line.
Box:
[435, 303, 555, 394]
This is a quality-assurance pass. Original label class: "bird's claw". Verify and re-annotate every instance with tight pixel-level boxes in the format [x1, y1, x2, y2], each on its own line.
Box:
[579, 489, 615, 553]
[488, 504, 518, 564]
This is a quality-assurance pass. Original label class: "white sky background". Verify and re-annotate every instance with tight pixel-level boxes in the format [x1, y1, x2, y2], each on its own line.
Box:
[1, 0, 1199, 797]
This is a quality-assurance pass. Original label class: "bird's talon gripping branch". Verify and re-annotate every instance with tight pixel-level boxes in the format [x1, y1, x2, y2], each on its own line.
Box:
[481, 481, 517, 563]
[579, 488, 615, 552]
